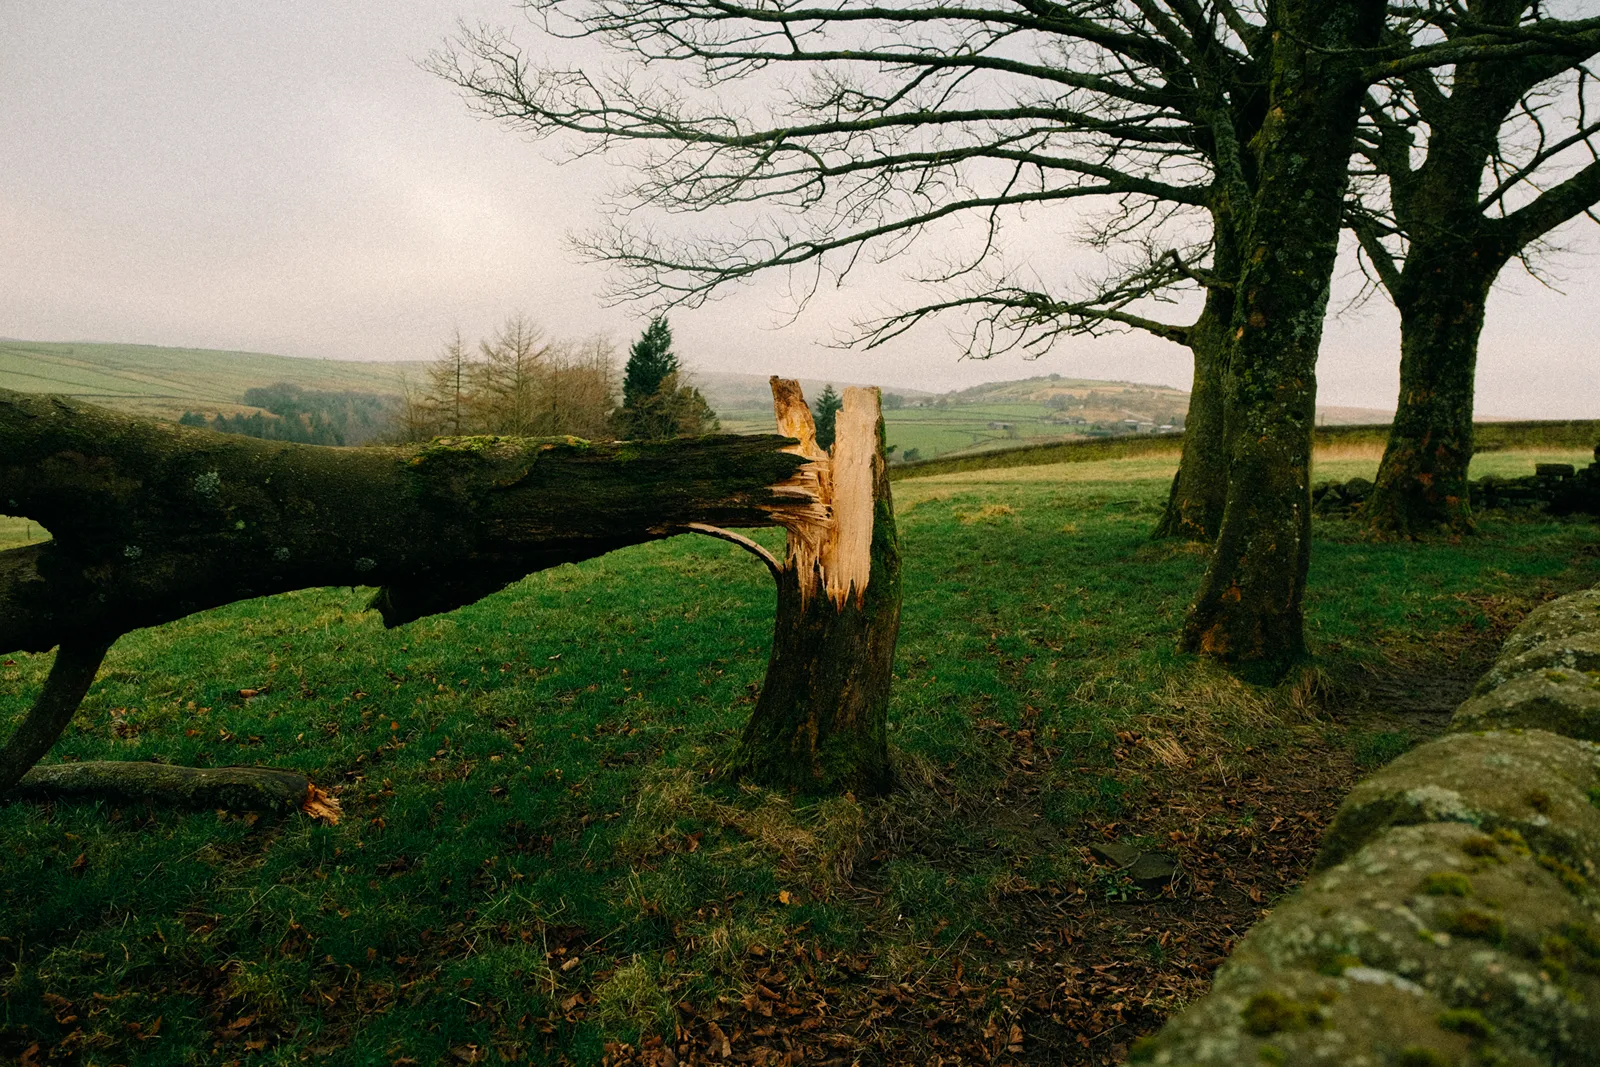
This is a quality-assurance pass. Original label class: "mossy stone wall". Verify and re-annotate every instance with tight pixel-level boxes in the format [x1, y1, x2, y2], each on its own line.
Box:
[1133, 586, 1600, 1065]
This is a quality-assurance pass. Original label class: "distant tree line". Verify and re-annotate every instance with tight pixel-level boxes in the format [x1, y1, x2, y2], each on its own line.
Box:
[177, 316, 717, 448]
[399, 313, 716, 443]
[179, 384, 399, 446]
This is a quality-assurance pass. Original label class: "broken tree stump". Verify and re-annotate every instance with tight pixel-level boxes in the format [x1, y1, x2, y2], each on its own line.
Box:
[727, 381, 902, 795]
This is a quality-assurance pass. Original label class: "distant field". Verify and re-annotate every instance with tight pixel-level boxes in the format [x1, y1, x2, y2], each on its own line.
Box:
[718, 400, 1155, 459]
[716, 374, 1192, 459]
[0, 517, 48, 550]
[0, 340, 421, 420]
[895, 422, 1600, 479]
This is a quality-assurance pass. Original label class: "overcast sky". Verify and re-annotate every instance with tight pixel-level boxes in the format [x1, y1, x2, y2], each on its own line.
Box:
[5, 3, 1600, 414]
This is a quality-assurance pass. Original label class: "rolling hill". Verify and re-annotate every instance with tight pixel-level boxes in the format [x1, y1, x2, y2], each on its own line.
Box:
[0, 340, 423, 420]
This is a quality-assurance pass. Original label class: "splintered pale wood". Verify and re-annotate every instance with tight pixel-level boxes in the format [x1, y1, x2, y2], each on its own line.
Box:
[822, 388, 878, 607]
[765, 377, 877, 610]
[766, 377, 832, 592]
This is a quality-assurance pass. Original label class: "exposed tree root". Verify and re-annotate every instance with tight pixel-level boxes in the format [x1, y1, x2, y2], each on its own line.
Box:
[0, 639, 112, 793]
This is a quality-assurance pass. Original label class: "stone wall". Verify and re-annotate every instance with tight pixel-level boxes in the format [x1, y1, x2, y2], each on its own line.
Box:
[1314, 451, 1600, 518]
[1131, 590, 1600, 1065]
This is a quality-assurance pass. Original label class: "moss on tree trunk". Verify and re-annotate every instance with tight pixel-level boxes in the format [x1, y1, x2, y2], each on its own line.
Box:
[1154, 288, 1232, 541]
[1180, 0, 1383, 679]
[0, 388, 811, 654]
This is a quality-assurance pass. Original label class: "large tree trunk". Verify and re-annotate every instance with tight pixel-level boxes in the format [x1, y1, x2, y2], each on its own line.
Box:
[1153, 287, 1233, 541]
[1181, 0, 1383, 679]
[0, 387, 823, 797]
[1359, 7, 1590, 537]
[730, 382, 900, 796]
[1366, 268, 1495, 536]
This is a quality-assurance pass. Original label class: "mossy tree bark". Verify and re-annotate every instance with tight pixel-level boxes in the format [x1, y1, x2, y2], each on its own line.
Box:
[1366, 271, 1495, 536]
[729, 381, 901, 796]
[1153, 79, 1258, 543]
[1180, 0, 1384, 678]
[1357, 18, 1600, 537]
[0, 387, 820, 799]
[0, 388, 812, 654]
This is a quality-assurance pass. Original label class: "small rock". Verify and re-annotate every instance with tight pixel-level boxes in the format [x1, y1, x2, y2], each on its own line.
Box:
[1089, 841, 1141, 868]
[1089, 841, 1179, 889]
[1127, 852, 1179, 888]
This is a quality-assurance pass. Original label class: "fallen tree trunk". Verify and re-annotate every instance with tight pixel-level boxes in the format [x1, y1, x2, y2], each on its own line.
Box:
[1, 381, 899, 802]
[0, 388, 814, 655]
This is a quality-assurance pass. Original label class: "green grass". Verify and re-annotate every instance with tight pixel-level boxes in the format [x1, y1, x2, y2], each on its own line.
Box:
[4, 453, 1600, 1063]
[0, 341, 419, 421]
[0, 517, 49, 551]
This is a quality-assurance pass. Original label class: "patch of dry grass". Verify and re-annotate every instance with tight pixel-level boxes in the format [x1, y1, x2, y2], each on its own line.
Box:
[619, 766, 868, 898]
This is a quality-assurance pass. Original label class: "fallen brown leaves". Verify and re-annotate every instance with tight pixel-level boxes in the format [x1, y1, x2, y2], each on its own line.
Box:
[597, 713, 1359, 1067]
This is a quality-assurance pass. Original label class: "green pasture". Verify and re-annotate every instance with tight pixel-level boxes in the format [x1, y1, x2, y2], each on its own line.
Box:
[0, 342, 419, 421]
[4, 448, 1600, 1063]
[716, 400, 1097, 459]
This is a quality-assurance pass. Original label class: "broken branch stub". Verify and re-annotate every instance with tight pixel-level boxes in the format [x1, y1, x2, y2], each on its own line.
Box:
[731, 380, 902, 795]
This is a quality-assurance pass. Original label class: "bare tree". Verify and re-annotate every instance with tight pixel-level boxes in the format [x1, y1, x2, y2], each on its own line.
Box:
[428, 327, 477, 436]
[476, 313, 549, 436]
[542, 333, 621, 438]
[430, 0, 1599, 676]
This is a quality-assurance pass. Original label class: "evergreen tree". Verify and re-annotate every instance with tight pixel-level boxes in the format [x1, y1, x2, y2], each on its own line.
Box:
[621, 316, 678, 409]
[812, 384, 842, 452]
[615, 316, 717, 440]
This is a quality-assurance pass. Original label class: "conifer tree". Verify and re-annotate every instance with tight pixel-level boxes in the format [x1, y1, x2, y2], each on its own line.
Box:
[811, 385, 842, 452]
[621, 316, 678, 409]
[616, 316, 719, 439]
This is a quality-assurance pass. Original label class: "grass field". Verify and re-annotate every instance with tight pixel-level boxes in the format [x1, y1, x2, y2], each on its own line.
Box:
[719, 399, 1168, 460]
[4, 444, 1599, 1064]
[712, 375, 1193, 460]
[0, 341, 420, 422]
